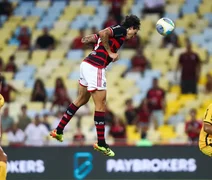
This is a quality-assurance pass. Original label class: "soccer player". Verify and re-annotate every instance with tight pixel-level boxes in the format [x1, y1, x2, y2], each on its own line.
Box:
[0, 76, 7, 180]
[0, 145, 7, 180]
[50, 15, 140, 156]
[199, 103, 212, 157]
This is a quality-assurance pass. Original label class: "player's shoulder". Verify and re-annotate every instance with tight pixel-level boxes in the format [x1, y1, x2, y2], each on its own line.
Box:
[110, 25, 127, 32]
[110, 24, 122, 29]
[207, 103, 212, 111]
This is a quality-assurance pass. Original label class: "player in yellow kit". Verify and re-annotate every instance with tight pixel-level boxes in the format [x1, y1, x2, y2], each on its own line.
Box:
[199, 103, 212, 157]
[0, 146, 7, 180]
[0, 76, 7, 180]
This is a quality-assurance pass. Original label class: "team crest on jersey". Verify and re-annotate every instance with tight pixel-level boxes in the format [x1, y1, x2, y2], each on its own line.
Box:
[90, 51, 96, 56]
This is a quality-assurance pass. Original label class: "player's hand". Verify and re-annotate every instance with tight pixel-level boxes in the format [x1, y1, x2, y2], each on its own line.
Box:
[109, 52, 119, 62]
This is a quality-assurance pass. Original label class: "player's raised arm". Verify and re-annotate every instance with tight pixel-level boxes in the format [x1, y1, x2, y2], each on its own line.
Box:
[98, 28, 112, 54]
[204, 123, 212, 134]
[81, 34, 98, 44]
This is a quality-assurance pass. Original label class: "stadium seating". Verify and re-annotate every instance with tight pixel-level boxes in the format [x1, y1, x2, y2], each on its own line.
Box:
[1, 0, 212, 145]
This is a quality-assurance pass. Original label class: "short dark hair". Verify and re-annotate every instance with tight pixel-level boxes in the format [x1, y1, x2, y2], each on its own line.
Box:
[121, 15, 140, 30]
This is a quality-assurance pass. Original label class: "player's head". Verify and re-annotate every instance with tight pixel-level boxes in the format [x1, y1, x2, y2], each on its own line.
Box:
[121, 15, 140, 40]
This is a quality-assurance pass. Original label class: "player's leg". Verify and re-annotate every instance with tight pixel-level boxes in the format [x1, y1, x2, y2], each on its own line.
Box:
[50, 84, 91, 141]
[0, 147, 7, 180]
[91, 90, 115, 157]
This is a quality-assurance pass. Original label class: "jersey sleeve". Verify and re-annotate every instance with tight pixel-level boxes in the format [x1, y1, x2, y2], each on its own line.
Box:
[204, 107, 212, 125]
[108, 25, 127, 38]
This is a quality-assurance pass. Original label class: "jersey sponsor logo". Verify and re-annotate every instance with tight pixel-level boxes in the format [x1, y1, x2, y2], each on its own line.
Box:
[107, 158, 197, 172]
[112, 25, 121, 29]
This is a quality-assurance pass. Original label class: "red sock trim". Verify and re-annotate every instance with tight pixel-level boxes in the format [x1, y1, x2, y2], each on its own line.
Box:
[95, 111, 105, 117]
[69, 103, 79, 111]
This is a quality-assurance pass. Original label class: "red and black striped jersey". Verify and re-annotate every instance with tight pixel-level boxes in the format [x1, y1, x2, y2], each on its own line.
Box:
[84, 25, 127, 68]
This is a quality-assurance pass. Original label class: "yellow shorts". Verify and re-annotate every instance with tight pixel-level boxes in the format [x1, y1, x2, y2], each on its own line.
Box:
[0, 161, 7, 180]
[200, 146, 212, 157]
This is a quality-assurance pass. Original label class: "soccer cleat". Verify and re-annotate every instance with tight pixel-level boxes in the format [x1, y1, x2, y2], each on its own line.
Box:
[93, 143, 115, 157]
[50, 129, 63, 142]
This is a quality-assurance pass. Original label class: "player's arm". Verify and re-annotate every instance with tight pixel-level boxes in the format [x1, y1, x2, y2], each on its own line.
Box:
[204, 122, 212, 134]
[81, 34, 98, 44]
[98, 28, 112, 54]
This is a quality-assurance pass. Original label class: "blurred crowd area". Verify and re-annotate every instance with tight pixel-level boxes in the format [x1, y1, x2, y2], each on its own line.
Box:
[0, 0, 212, 146]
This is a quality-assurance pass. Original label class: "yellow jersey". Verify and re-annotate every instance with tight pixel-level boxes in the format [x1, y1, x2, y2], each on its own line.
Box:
[0, 161, 6, 180]
[199, 103, 212, 149]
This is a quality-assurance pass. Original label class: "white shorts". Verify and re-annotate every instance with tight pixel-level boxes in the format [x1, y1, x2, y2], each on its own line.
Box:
[79, 62, 107, 92]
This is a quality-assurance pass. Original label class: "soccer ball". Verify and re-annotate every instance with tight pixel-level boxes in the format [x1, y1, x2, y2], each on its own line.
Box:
[156, 17, 175, 36]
